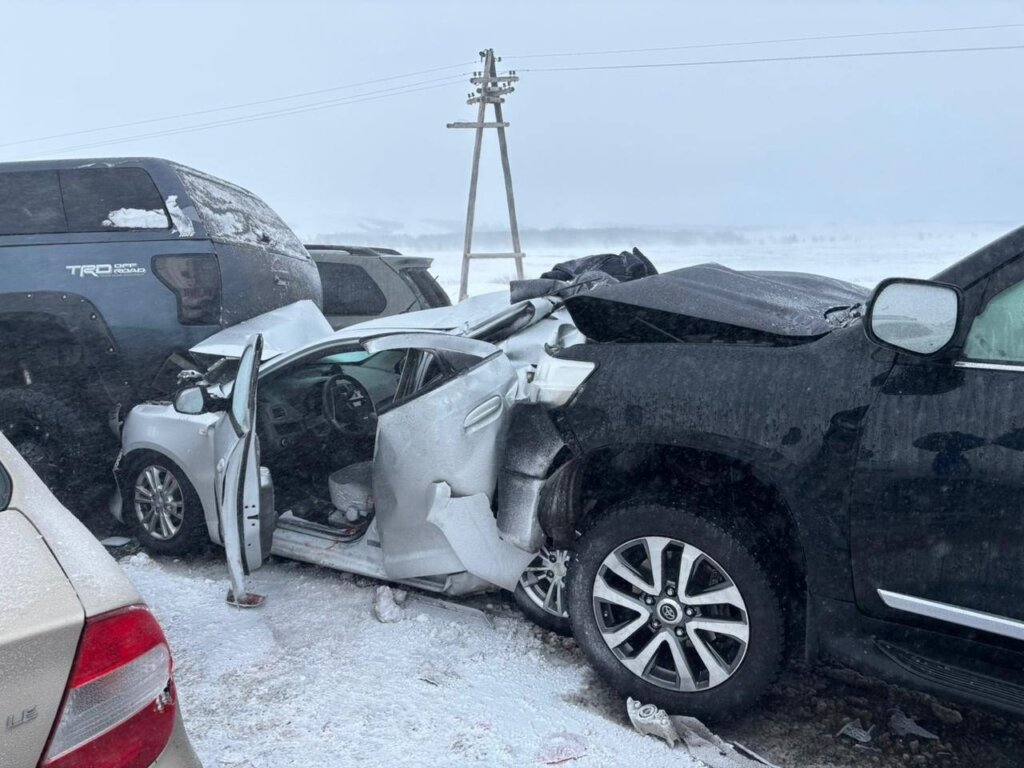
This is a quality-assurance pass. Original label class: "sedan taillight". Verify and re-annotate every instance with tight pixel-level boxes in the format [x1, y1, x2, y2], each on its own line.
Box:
[39, 606, 177, 768]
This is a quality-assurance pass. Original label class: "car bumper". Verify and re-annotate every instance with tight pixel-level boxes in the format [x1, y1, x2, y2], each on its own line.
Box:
[152, 709, 202, 767]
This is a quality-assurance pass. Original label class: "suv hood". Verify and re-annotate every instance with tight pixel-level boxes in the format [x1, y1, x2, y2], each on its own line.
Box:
[565, 263, 869, 343]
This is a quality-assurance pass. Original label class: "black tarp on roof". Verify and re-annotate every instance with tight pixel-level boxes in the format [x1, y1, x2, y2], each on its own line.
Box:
[564, 263, 870, 342]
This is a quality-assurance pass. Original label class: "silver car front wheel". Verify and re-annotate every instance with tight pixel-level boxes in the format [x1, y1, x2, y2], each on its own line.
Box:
[133, 465, 185, 541]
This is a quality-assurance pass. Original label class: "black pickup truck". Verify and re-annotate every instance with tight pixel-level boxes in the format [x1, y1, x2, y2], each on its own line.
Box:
[0, 158, 322, 504]
[511, 225, 1024, 719]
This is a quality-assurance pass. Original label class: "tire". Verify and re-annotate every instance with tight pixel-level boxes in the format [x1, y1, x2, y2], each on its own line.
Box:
[0, 387, 98, 507]
[123, 452, 208, 555]
[567, 501, 784, 720]
[513, 547, 572, 635]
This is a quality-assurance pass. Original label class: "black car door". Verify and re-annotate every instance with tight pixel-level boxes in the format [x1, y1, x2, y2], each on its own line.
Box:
[850, 257, 1024, 638]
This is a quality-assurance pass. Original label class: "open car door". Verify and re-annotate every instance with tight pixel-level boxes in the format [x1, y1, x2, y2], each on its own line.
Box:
[214, 333, 274, 606]
[363, 332, 533, 588]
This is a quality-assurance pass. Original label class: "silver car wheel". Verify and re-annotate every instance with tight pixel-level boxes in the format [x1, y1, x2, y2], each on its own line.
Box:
[593, 536, 749, 692]
[133, 465, 185, 541]
[519, 547, 570, 619]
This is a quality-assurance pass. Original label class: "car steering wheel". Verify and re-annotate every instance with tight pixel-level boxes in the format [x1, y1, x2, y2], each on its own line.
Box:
[322, 373, 376, 434]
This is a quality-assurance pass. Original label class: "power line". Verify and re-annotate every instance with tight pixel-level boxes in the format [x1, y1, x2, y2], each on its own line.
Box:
[38, 76, 470, 156]
[520, 43, 1024, 73]
[0, 61, 475, 150]
[506, 22, 1024, 60]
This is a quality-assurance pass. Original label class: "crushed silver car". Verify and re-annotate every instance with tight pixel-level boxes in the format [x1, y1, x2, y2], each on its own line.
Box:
[113, 293, 586, 629]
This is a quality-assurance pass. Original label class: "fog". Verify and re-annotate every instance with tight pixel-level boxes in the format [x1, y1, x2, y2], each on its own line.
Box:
[2, 0, 1022, 235]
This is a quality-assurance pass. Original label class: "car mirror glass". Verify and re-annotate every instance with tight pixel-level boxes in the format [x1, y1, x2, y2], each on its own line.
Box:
[866, 279, 960, 356]
[173, 386, 207, 415]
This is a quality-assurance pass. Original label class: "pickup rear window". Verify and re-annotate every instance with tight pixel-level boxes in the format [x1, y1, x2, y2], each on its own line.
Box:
[175, 165, 308, 261]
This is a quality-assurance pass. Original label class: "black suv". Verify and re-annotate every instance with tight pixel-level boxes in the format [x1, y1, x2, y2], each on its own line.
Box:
[0, 157, 321, 503]
[510, 225, 1024, 719]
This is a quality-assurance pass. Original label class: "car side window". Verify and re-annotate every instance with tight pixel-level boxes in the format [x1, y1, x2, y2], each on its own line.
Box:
[317, 262, 388, 316]
[963, 281, 1024, 363]
[60, 168, 170, 232]
[0, 458, 11, 510]
[0, 170, 68, 235]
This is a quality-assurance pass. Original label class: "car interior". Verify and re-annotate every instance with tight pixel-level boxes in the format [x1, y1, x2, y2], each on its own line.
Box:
[255, 343, 469, 538]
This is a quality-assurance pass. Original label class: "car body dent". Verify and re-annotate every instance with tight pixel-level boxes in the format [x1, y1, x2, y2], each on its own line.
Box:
[189, 299, 332, 361]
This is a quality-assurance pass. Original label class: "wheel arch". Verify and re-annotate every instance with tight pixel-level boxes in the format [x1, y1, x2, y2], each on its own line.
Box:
[540, 441, 809, 650]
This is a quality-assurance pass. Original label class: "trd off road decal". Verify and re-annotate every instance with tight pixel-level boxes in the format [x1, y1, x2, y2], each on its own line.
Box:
[66, 263, 147, 277]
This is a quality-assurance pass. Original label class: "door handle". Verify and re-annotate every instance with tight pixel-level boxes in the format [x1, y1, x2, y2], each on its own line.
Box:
[463, 396, 502, 430]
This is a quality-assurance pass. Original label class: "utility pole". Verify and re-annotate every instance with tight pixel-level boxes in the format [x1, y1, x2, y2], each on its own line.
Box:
[448, 48, 524, 301]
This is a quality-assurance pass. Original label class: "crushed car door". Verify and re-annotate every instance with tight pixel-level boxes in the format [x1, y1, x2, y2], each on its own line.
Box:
[362, 333, 519, 580]
[214, 333, 275, 598]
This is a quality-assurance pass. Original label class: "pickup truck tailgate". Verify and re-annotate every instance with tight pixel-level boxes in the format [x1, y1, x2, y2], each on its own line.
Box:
[0, 509, 84, 768]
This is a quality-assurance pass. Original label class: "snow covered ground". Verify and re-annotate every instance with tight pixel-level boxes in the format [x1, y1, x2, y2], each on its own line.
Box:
[123, 552, 701, 768]
[121, 223, 1019, 767]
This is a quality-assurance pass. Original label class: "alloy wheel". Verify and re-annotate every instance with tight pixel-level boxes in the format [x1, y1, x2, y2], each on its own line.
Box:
[133, 465, 185, 541]
[592, 536, 749, 692]
[519, 547, 571, 619]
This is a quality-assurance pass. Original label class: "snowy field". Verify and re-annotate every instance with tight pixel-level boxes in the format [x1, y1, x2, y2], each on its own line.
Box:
[311, 222, 1017, 298]
[121, 223, 1020, 768]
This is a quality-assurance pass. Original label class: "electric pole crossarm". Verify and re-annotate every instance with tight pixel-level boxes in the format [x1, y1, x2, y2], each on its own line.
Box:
[446, 121, 510, 129]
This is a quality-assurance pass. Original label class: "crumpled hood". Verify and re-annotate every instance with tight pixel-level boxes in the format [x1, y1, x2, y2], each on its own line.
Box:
[565, 263, 869, 342]
[190, 300, 333, 360]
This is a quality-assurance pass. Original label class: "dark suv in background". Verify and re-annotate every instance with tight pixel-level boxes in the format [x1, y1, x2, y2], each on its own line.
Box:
[0, 157, 322, 505]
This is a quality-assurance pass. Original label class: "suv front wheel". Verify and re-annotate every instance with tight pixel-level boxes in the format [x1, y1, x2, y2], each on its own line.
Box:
[567, 502, 784, 719]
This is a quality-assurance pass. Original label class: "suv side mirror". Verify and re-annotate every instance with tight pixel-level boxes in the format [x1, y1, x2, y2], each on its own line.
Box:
[864, 278, 963, 357]
[173, 386, 208, 415]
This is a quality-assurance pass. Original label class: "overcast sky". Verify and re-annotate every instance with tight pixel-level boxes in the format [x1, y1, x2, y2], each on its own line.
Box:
[2, 1, 1022, 234]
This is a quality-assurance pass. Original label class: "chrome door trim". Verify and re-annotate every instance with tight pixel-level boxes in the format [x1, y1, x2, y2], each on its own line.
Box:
[954, 360, 1024, 373]
[877, 589, 1024, 641]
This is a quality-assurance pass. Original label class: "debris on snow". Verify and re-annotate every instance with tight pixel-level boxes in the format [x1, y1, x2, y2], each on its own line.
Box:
[373, 585, 405, 623]
[626, 698, 679, 746]
[889, 708, 940, 740]
[405, 593, 494, 628]
[930, 700, 963, 725]
[100, 535, 132, 547]
[625, 698, 770, 767]
[731, 742, 782, 768]
[836, 719, 875, 744]
[536, 731, 587, 764]
[124, 551, 152, 567]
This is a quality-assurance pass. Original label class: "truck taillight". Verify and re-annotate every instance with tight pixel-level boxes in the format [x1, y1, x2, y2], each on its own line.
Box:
[152, 254, 222, 325]
[39, 606, 177, 768]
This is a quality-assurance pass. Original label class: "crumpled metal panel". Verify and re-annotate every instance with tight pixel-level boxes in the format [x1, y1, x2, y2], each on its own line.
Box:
[189, 300, 332, 360]
[373, 353, 518, 579]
